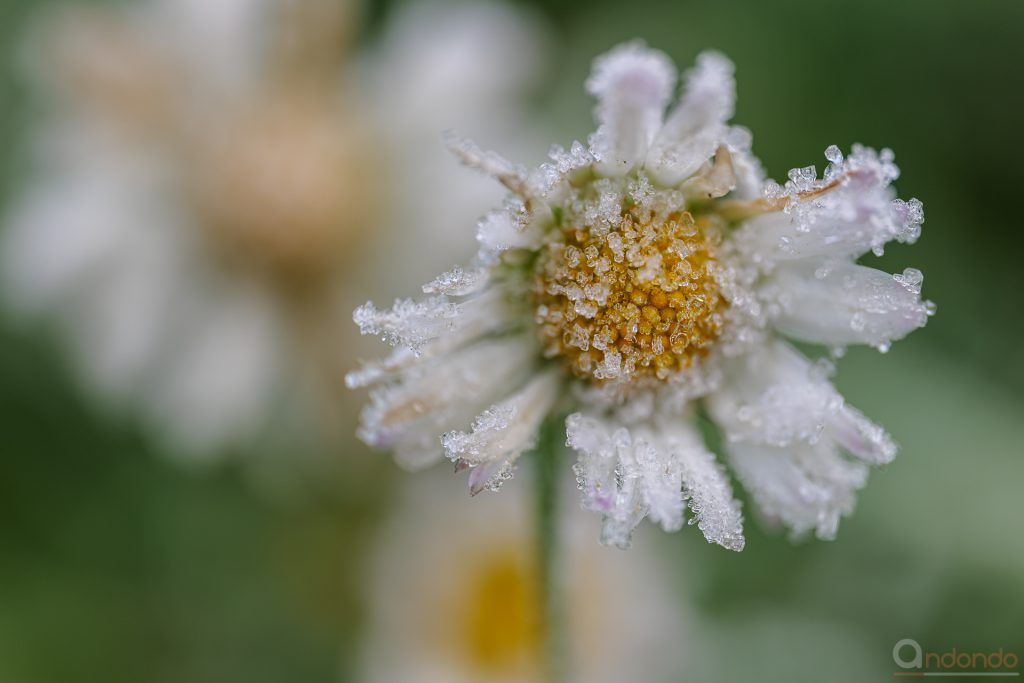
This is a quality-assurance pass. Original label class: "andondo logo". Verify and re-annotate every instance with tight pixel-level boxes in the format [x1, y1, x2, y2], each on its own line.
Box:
[893, 638, 1020, 678]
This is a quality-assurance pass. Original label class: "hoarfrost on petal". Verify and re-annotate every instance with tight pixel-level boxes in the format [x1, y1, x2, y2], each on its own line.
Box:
[421, 265, 490, 296]
[443, 131, 528, 194]
[566, 412, 744, 550]
[733, 146, 925, 266]
[723, 439, 867, 541]
[645, 51, 735, 186]
[353, 285, 519, 353]
[585, 41, 676, 177]
[442, 368, 561, 471]
[708, 340, 897, 465]
[476, 207, 544, 252]
[658, 420, 745, 551]
[357, 335, 536, 470]
[761, 262, 931, 349]
[353, 297, 458, 351]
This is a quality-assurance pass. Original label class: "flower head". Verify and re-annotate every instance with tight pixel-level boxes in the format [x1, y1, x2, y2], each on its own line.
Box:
[351, 43, 933, 549]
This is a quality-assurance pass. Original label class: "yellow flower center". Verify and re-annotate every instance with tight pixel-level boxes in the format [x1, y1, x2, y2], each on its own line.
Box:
[194, 95, 378, 291]
[455, 550, 541, 676]
[535, 205, 724, 382]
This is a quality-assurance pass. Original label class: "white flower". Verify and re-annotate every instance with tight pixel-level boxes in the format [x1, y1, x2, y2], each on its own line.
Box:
[361, 471, 686, 683]
[1, 0, 546, 457]
[351, 42, 934, 549]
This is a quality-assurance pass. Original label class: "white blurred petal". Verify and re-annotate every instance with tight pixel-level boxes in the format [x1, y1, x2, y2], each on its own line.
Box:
[147, 285, 283, 456]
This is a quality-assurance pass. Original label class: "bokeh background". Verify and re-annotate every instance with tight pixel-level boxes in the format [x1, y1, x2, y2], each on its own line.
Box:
[1, 0, 1022, 681]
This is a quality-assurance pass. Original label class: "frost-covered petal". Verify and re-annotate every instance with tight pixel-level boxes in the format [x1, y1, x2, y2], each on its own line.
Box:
[733, 146, 924, 266]
[475, 207, 544, 253]
[567, 413, 645, 548]
[824, 402, 897, 466]
[567, 413, 744, 550]
[421, 264, 490, 296]
[442, 368, 562, 489]
[722, 125, 764, 199]
[680, 145, 736, 200]
[358, 335, 536, 470]
[724, 439, 867, 541]
[353, 283, 521, 353]
[586, 42, 675, 177]
[645, 51, 734, 186]
[707, 341, 896, 464]
[444, 134, 529, 197]
[762, 262, 932, 349]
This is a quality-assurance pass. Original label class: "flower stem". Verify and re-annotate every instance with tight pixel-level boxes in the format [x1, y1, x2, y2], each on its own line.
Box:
[535, 416, 567, 683]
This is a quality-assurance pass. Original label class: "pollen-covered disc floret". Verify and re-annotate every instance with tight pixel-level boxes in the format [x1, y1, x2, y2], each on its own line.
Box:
[536, 198, 723, 382]
[351, 42, 934, 551]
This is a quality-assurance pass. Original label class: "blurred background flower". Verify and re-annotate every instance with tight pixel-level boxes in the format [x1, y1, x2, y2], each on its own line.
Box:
[1, 0, 547, 462]
[0, 0, 1021, 682]
[361, 471, 684, 683]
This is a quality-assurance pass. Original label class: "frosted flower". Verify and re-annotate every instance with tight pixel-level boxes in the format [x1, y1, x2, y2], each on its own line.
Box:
[351, 43, 934, 549]
[361, 471, 685, 683]
[1, 0, 545, 456]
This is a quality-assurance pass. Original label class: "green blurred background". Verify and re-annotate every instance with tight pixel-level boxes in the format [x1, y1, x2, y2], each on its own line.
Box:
[1, 0, 1022, 681]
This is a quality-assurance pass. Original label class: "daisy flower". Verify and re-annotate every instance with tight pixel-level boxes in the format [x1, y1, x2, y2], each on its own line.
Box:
[350, 43, 933, 549]
[1, 0, 545, 457]
[361, 471, 685, 683]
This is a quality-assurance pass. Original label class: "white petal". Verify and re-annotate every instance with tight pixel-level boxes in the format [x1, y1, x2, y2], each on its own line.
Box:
[645, 51, 735, 187]
[762, 262, 931, 349]
[152, 0, 271, 95]
[723, 125, 764, 199]
[475, 207, 543, 253]
[146, 285, 283, 455]
[586, 42, 676, 177]
[358, 336, 536, 470]
[353, 283, 520, 353]
[708, 341, 895, 463]
[370, 1, 546, 133]
[1, 143, 152, 313]
[658, 420, 745, 551]
[825, 402, 897, 466]
[566, 413, 645, 548]
[421, 265, 490, 296]
[442, 368, 561, 483]
[724, 439, 867, 541]
[632, 428, 686, 533]
[733, 146, 925, 266]
[444, 134, 528, 196]
[566, 413, 744, 550]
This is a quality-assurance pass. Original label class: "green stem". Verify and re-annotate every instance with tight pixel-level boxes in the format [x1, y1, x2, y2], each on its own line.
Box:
[535, 417, 567, 683]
